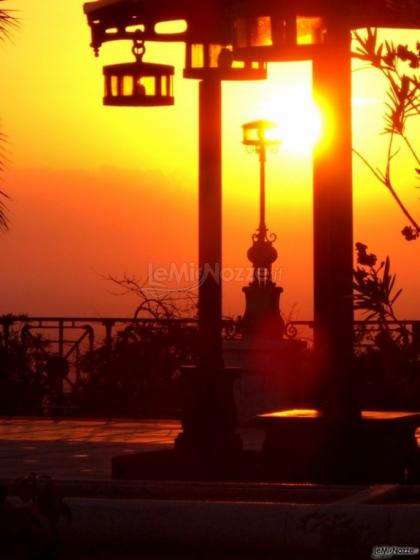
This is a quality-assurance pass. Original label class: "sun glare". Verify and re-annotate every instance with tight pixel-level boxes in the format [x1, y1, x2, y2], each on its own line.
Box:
[254, 85, 322, 155]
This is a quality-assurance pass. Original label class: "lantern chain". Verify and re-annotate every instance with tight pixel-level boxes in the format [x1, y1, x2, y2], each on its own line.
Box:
[132, 37, 146, 63]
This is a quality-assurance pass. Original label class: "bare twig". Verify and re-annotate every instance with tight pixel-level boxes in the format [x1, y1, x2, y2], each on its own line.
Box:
[107, 274, 198, 320]
[402, 134, 420, 166]
[354, 148, 420, 233]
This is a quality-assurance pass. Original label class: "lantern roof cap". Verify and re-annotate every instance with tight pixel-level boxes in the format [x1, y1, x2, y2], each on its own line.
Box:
[242, 119, 278, 130]
[103, 60, 175, 74]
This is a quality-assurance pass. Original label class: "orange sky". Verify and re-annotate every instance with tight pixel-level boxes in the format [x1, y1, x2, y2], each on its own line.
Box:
[0, 0, 419, 320]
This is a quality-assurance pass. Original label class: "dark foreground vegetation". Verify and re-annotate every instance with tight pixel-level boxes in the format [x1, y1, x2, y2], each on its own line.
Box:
[0, 312, 419, 418]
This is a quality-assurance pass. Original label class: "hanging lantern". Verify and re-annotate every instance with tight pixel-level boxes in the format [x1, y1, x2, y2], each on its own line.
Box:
[183, 42, 266, 81]
[103, 38, 174, 106]
[231, 0, 328, 62]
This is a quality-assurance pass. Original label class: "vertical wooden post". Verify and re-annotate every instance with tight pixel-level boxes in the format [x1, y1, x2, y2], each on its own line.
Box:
[312, 27, 358, 420]
[198, 77, 223, 371]
[176, 77, 241, 454]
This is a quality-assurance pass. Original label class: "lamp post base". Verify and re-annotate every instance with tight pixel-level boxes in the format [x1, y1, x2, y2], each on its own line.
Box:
[174, 365, 243, 456]
[112, 365, 249, 481]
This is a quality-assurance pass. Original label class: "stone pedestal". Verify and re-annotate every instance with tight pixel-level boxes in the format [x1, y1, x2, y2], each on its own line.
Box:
[241, 284, 285, 337]
[174, 365, 242, 455]
[224, 336, 307, 424]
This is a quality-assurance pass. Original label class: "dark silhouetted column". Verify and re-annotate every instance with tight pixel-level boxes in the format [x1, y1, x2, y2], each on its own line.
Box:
[312, 25, 358, 421]
[176, 78, 241, 455]
[198, 77, 223, 371]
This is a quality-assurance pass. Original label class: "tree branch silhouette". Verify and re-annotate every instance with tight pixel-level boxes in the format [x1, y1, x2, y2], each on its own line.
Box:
[352, 28, 420, 240]
[353, 147, 420, 233]
[106, 274, 198, 320]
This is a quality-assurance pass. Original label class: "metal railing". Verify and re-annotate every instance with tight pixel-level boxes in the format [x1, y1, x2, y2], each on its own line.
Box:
[1, 314, 419, 370]
[0, 315, 419, 416]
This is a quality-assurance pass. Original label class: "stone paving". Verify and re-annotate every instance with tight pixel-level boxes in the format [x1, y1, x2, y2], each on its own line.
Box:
[0, 418, 264, 480]
[0, 417, 418, 481]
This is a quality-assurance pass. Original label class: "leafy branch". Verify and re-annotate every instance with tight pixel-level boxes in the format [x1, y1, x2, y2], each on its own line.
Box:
[352, 28, 420, 240]
[353, 242, 401, 323]
[353, 242, 412, 350]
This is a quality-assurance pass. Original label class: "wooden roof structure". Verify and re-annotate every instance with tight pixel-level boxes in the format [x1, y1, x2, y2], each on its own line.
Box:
[83, 0, 419, 58]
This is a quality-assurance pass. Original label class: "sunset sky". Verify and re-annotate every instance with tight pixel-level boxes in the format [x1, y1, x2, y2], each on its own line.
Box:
[0, 0, 419, 321]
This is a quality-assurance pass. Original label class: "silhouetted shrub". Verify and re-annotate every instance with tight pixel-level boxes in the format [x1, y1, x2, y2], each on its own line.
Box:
[353, 244, 420, 409]
[74, 321, 199, 417]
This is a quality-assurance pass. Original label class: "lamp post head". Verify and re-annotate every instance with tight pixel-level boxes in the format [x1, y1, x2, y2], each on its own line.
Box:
[242, 119, 281, 148]
[239, 116, 285, 338]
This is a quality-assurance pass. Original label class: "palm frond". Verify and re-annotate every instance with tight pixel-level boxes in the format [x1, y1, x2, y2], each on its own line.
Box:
[0, 188, 9, 232]
[0, 125, 9, 231]
[0, 2, 16, 231]
[0, 1, 18, 40]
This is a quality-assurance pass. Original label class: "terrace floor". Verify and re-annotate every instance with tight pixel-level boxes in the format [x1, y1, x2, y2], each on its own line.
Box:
[0, 417, 265, 480]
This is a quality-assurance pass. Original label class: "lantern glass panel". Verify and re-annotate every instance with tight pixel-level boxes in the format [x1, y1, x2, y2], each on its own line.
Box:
[264, 127, 280, 143]
[243, 127, 259, 144]
[250, 17, 273, 47]
[209, 44, 223, 67]
[242, 121, 280, 145]
[161, 76, 173, 97]
[110, 75, 118, 97]
[191, 44, 204, 68]
[184, 40, 266, 81]
[122, 75, 133, 96]
[135, 76, 156, 96]
[272, 17, 289, 45]
[233, 18, 248, 49]
[296, 16, 326, 45]
[161, 76, 168, 96]
[232, 59, 243, 69]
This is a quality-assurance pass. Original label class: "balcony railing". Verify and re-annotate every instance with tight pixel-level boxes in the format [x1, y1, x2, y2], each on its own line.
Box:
[0, 315, 418, 416]
[1, 314, 419, 372]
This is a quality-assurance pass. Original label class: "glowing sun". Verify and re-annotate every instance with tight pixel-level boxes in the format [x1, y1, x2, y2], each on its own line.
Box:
[254, 84, 322, 155]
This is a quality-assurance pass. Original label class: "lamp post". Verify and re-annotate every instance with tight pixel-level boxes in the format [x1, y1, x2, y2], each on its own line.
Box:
[240, 120, 285, 337]
[228, 1, 358, 421]
[242, 120, 279, 260]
